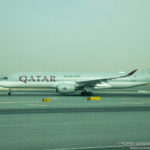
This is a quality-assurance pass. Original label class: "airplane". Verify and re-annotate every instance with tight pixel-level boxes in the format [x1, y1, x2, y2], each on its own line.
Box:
[0, 69, 149, 96]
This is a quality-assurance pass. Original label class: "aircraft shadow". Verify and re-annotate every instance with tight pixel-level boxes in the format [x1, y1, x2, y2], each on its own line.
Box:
[0, 92, 150, 97]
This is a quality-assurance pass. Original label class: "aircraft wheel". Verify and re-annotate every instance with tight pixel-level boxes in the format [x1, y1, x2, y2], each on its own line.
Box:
[8, 92, 12, 96]
[88, 92, 93, 96]
[86, 92, 93, 96]
[8, 89, 12, 96]
[81, 91, 86, 96]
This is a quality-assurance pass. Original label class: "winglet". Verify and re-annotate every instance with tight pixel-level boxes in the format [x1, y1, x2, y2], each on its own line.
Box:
[126, 69, 137, 76]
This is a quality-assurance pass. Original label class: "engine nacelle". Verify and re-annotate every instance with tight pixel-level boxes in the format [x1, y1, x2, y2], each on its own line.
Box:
[57, 83, 75, 94]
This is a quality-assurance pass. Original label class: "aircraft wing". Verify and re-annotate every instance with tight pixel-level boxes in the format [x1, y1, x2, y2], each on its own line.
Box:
[76, 69, 137, 86]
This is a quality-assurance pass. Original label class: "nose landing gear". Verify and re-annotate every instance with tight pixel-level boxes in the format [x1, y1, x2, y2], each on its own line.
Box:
[8, 89, 12, 96]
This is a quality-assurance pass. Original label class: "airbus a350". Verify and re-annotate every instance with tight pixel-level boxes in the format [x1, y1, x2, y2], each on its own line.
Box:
[0, 69, 149, 96]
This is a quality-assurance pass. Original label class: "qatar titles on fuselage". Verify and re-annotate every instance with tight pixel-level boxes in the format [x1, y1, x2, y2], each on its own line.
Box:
[0, 69, 149, 95]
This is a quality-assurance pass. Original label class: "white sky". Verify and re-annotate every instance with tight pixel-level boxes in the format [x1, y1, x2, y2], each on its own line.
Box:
[0, 0, 150, 73]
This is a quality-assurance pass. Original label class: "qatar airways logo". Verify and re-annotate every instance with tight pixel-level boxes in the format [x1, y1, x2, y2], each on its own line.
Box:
[19, 76, 56, 83]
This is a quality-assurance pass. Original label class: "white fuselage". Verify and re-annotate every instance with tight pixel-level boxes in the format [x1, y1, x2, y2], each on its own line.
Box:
[0, 72, 149, 91]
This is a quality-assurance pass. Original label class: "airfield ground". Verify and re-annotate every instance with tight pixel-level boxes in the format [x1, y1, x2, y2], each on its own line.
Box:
[0, 87, 150, 150]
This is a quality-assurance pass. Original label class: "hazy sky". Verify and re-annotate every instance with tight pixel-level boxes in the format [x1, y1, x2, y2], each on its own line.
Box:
[0, 0, 150, 73]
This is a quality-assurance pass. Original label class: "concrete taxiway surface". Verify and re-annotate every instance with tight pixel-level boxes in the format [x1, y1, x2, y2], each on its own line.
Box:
[0, 89, 150, 150]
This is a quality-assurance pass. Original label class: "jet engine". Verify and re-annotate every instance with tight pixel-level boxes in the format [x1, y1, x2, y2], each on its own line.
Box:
[57, 83, 75, 94]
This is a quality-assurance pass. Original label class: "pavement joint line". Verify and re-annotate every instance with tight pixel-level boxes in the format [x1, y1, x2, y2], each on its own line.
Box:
[47, 145, 128, 150]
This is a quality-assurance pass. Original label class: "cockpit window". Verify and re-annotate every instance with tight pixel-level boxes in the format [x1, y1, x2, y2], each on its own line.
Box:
[3, 77, 8, 80]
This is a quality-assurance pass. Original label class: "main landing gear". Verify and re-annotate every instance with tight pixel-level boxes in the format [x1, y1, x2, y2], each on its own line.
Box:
[8, 89, 12, 96]
[81, 91, 93, 96]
